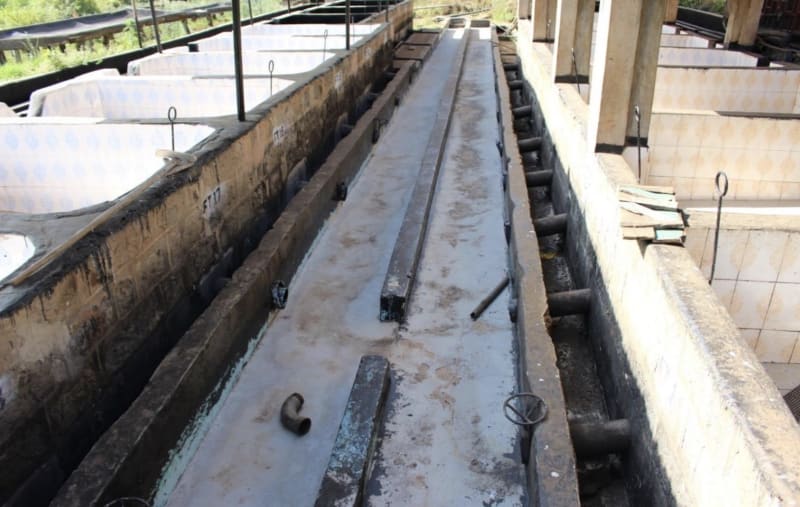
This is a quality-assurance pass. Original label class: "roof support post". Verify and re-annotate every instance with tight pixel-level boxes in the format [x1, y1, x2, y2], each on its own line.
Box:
[587, 0, 664, 152]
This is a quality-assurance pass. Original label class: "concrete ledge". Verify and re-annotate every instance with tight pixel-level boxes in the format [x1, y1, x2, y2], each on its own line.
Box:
[491, 32, 580, 506]
[516, 19, 800, 506]
[49, 61, 415, 507]
[314, 355, 390, 507]
[379, 25, 469, 322]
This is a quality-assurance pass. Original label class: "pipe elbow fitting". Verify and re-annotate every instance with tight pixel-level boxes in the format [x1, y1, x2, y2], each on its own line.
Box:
[280, 393, 311, 436]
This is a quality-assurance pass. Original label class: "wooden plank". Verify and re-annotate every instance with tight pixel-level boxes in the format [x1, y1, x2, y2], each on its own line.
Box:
[622, 226, 655, 240]
[653, 228, 685, 244]
[619, 202, 684, 227]
[618, 192, 679, 211]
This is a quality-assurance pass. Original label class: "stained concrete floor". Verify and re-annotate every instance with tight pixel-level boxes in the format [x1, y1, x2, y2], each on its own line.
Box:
[163, 26, 525, 506]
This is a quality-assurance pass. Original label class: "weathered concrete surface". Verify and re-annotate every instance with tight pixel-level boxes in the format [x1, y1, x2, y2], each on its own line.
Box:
[0, 12, 412, 504]
[516, 17, 800, 506]
[162, 27, 525, 507]
[49, 57, 416, 507]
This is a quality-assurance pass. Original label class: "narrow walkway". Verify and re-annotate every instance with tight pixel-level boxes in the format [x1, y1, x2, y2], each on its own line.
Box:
[164, 26, 524, 507]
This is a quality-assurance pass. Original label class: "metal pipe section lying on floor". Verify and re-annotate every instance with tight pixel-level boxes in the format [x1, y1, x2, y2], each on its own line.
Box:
[470, 275, 510, 320]
[280, 393, 312, 436]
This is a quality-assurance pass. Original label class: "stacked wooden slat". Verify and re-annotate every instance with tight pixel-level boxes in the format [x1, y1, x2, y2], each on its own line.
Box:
[619, 184, 685, 244]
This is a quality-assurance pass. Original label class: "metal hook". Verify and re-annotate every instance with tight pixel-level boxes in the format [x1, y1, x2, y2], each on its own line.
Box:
[268, 59, 275, 96]
[634, 105, 642, 182]
[167, 106, 177, 151]
[709, 171, 729, 285]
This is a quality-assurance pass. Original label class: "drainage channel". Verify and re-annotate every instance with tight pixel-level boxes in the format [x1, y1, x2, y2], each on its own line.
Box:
[499, 37, 632, 506]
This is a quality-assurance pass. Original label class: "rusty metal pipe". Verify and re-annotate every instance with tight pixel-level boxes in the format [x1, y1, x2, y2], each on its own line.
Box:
[517, 136, 542, 152]
[280, 393, 311, 436]
[525, 169, 553, 187]
[470, 276, 510, 320]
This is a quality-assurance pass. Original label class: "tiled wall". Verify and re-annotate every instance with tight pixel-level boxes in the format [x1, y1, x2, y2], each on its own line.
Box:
[29, 77, 287, 119]
[129, 51, 336, 76]
[0, 122, 213, 213]
[646, 112, 800, 201]
[660, 33, 713, 48]
[685, 227, 800, 365]
[654, 67, 800, 114]
[659, 47, 760, 67]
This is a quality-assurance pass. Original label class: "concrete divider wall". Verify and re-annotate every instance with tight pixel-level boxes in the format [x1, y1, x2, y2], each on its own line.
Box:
[517, 19, 800, 506]
[0, 10, 412, 503]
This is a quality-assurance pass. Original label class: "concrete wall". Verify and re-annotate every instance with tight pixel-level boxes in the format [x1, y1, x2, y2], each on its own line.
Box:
[0, 9, 412, 503]
[516, 18, 800, 506]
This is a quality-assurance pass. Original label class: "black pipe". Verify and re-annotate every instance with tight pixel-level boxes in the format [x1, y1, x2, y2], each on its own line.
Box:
[547, 288, 591, 317]
[533, 213, 567, 237]
[232, 0, 246, 121]
[525, 169, 553, 187]
[345, 0, 351, 50]
[517, 136, 542, 152]
[280, 393, 312, 435]
[147, 0, 162, 53]
[512, 105, 532, 118]
[470, 276, 510, 320]
[569, 419, 630, 458]
[503, 62, 519, 71]
[131, 0, 143, 48]
[508, 79, 523, 90]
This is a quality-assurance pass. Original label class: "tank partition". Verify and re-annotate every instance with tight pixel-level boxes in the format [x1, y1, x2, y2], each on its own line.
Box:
[0, 18, 403, 505]
[641, 112, 800, 201]
[658, 47, 764, 66]
[128, 51, 337, 77]
[654, 67, 800, 113]
[0, 120, 214, 213]
[0, 234, 35, 281]
[514, 17, 800, 506]
[242, 23, 380, 36]
[660, 33, 716, 48]
[684, 210, 800, 395]
[28, 76, 291, 119]
[191, 33, 359, 51]
[49, 57, 417, 507]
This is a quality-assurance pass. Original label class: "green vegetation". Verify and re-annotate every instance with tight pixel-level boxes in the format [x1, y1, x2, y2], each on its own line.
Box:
[679, 0, 727, 14]
[413, 0, 514, 29]
[0, 0, 280, 83]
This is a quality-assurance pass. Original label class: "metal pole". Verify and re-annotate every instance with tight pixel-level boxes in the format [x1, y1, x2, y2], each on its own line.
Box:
[147, 0, 162, 53]
[385, 0, 389, 23]
[247, 0, 253, 23]
[345, 0, 351, 50]
[232, 0, 246, 121]
[131, 0, 143, 48]
[709, 171, 729, 285]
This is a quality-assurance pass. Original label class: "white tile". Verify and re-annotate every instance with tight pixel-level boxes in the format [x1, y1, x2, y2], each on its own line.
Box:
[702, 229, 748, 280]
[729, 281, 774, 329]
[755, 329, 799, 363]
[761, 362, 800, 390]
[684, 228, 708, 267]
[739, 231, 787, 282]
[739, 328, 760, 350]
[778, 234, 800, 283]
[764, 283, 800, 331]
[711, 279, 736, 309]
